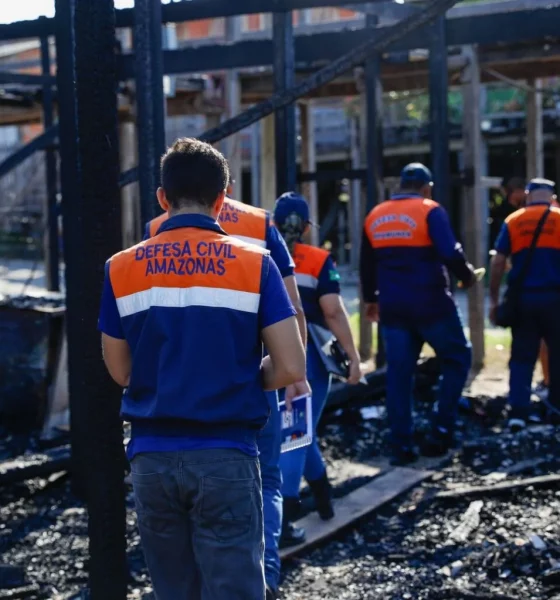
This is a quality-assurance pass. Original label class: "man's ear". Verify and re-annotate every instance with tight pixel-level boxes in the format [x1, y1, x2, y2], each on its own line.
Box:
[212, 191, 226, 219]
[422, 184, 433, 199]
[157, 188, 170, 213]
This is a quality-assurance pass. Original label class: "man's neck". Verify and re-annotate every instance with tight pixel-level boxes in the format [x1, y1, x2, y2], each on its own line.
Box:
[398, 189, 424, 197]
[526, 200, 551, 206]
[168, 206, 214, 219]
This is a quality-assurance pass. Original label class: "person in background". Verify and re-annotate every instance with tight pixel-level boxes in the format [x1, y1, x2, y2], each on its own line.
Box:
[274, 192, 361, 542]
[99, 138, 307, 600]
[489, 177, 526, 251]
[533, 193, 560, 402]
[490, 178, 560, 430]
[360, 163, 475, 466]
[143, 172, 309, 600]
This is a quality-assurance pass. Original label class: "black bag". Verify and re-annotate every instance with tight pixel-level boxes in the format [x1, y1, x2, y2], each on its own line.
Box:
[495, 206, 551, 328]
[307, 323, 350, 379]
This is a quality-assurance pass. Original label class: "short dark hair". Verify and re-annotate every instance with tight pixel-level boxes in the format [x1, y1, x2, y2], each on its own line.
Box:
[160, 138, 230, 210]
[503, 176, 525, 192]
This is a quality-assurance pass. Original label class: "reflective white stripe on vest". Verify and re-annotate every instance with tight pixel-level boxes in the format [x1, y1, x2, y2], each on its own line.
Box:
[233, 235, 267, 248]
[116, 286, 260, 317]
[295, 273, 318, 289]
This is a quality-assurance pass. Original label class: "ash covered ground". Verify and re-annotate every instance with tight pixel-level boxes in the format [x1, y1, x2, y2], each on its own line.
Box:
[1, 380, 560, 600]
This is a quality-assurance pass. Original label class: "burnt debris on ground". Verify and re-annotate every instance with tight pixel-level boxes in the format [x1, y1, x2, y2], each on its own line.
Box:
[0, 390, 559, 599]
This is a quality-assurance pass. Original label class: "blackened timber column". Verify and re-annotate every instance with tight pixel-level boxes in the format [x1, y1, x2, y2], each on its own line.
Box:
[273, 11, 297, 196]
[461, 46, 485, 370]
[359, 11, 385, 365]
[134, 0, 166, 224]
[40, 27, 60, 292]
[54, 0, 80, 485]
[429, 14, 450, 211]
[73, 0, 128, 597]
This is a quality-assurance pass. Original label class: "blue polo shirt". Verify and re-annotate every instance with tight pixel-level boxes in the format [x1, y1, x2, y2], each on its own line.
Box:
[495, 202, 560, 303]
[361, 194, 474, 324]
[99, 213, 296, 459]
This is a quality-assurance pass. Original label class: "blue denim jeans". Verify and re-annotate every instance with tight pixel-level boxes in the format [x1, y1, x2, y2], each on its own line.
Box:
[280, 343, 332, 498]
[257, 391, 282, 591]
[131, 449, 265, 600]
[510, 299, 560, 416]
[382, 309, 472, 450]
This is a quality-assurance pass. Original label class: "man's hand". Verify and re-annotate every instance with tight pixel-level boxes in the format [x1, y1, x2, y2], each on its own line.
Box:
[285, 379, 311, 410]
[347, 358, 362, 386]
[365, 303, 379, 323]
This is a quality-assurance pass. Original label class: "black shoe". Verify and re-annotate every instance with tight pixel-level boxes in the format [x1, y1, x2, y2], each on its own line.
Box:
[280, 497, 306, 549]
[307, 472, 335, 521]
[508, 408, 542, 432]
[508, 417, 527, 432]
[421, 427, 453, 457]
[266, 585, 279, 600]
[390, 447, 419, 466]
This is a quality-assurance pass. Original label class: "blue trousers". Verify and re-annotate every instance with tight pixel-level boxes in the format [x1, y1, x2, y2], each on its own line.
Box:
[280, 344, 332, 498]
[382, 309, 472, 450]
[509, 300, 560, 416]
[257, 391, 282, 591]
[131, 449, 264, 600]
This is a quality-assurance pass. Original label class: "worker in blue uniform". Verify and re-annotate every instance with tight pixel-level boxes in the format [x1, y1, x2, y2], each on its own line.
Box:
[490, 178, 560, 430]
[143, 156, 308, 600]
[98, 138, 307, 600]
[360, 163, 475, 465]
[274, 192, 361, 538]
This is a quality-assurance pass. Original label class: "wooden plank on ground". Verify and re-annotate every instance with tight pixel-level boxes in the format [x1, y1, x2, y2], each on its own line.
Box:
[437, 473, 560, 499]
[0, 445, 70, 487]
[280, 466, 433, 560]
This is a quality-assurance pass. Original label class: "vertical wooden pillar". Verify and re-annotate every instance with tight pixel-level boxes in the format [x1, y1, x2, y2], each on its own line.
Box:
[40, 30, 60, 291]
[358, 11, 384, 365]
[461, 46, 485, 369]
[526, 78, 544, 180]
[273, 11, 297, 195]
[260, 114, 277, 212]
[225, 16, 243, 200]
[350, 114, 361, 271]
[134, 0, 165, 224]
[250, 120, 261, 207]
[300, 101, 319, 246]
[64, 0, 127, 594]
[428, 14, 450, 211]
[120, 121, 140, 246]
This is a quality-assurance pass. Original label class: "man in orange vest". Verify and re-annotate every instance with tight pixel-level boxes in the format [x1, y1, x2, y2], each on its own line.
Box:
[490, 178, 560, 430]
[100, 138, 306, 599]
[143, 163, 309, 599]
[360, 163, 475, 465]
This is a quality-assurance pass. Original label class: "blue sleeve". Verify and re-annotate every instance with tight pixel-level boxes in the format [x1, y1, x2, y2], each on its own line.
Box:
[317, 255, 341, 297]
[360, 228, 378, 303]
[259, 256, 297, 329]
[494, 223, 511, 256]
[426, 205, 475, 285]
[266, 224, 295, 278]
[142, 222, 151, 241]
[98, 261, 125, 339]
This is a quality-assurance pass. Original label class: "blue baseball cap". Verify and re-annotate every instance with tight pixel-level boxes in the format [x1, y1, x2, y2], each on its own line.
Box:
[274, 192, 310, 226]
[400, 163, 433, 187]
[526, 178, 555, 193]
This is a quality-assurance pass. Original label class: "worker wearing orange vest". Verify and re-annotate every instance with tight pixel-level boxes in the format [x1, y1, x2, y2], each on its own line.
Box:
[143, 180, 309, 600]
[274, 192, 361, 534]
[360, 164, 475, 465]
[490, 178, 560, 430]
[99, 138, 306, 599]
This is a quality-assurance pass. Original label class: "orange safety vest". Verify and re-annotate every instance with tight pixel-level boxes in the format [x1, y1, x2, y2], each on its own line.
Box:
[146, 198, 268, 248]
